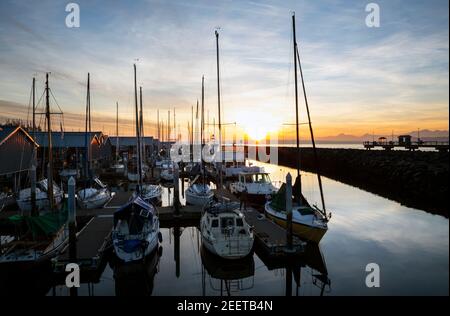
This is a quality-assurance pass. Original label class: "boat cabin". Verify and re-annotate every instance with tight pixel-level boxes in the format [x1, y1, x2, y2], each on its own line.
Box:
[204, 207, 250, 237]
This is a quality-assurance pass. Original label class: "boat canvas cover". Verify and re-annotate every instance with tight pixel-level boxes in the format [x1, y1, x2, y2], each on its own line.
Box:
[205, 202, 240, 215]
[114, 196, 155, 226]
[7, 204, 67, 239]
[269, 181, 311, 212]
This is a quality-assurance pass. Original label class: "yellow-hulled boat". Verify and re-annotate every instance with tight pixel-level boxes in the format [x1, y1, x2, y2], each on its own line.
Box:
[265, 202, 328, 243]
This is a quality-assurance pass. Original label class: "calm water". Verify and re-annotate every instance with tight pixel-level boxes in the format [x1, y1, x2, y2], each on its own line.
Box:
[47, 160, 448, 296]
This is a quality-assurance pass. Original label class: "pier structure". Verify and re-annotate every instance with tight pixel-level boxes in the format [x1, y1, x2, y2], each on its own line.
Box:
[363, 140, 449, 152]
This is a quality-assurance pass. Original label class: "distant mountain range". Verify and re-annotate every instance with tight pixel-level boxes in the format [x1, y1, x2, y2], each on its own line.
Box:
[313, 130, 449, 143]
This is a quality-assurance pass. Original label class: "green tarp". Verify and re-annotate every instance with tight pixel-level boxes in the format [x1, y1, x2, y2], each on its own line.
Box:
[8, 203, 67, 238]
[269, 180, 312, 213]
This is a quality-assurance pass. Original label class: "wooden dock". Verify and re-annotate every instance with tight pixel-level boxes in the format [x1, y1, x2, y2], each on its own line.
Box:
[52, 216, 112, 283]
[242, 208, 304, 256]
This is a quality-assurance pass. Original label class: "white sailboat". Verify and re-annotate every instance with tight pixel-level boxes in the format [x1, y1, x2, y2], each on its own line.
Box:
[77, 177, 112, 209]
[186, 182, 214, 206]
[17, 178, 63, 213]
[200, 202, 254, 259]
[160, 160, 174, 182]
[112, 196, 161, 262]
[76, 73, 112, 209]
[140, 184, 162, 206]
[185, 76, 214, 207]
[229, 171, 277, 204]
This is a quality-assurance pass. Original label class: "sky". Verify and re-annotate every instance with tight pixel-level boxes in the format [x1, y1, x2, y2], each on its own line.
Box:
[0, 0, 448, 141]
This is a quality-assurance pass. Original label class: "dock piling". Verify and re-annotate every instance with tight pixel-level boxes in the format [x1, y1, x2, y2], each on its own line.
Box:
[67, 176, 78, 297]
[30, 164, 37, 216]
[286, 173, 293, 251]
[173, 165, 180, 216]
[68, 176, 77, 262]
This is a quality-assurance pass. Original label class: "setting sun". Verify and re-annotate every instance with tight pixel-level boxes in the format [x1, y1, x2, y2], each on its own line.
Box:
[234, 109, 282, 141]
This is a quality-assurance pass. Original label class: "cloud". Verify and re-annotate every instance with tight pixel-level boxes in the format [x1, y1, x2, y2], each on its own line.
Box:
[0, 0, 448, 138]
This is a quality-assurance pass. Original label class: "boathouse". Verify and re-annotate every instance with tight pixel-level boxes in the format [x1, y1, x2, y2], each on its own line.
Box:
[33, 131, 112, 172]
[110, 136, 157, 160]
[0, 126, 38, 176]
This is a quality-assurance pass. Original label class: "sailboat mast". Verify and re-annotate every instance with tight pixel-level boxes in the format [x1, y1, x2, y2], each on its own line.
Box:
[157, 109, 160, 141]
[191, 105, 194, 158]
[139, 87, 144, 164]
[296, 43, 327, 216]
[116, 101, 119, 161]
[86, 73, 92, 181]
[45, 73, 54, 211]
[173, 108, 176, 142]
[201, 75, 206, 185]
[292, 13, 301, 205]
[215, 30, 223, 188]
[201, 76, 205, 147]
[168, 110, 171, 142]
[134, 64, 142, 190]
[32, 77, 36, 135]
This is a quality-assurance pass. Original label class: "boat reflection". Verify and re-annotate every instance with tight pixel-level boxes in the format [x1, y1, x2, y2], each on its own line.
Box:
[200, 245, 255, 296]
[256, 242, 331, 296]
[111, 246, 162, 296]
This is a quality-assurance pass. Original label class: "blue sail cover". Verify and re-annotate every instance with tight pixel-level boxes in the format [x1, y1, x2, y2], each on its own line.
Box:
[113, 195, 155, 226]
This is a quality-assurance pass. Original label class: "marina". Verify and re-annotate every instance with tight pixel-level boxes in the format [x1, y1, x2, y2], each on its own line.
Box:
[0, 0, 448, 300]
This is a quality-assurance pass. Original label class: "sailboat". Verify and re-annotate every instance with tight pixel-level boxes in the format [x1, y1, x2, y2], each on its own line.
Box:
[17, 178, 63, 212]
[111, 101, 125, 174]
[16, 77, 63, 213]
[112, 64, 162, 263]
[200, 201, 254, 259]
[264, 14, 330, 244]
[185, 76, 214, 206]
[229, 171, 277, 204]
[76, 73, 112, 209]
[0, 73, 69, 269]
[199, 33, 254, 260]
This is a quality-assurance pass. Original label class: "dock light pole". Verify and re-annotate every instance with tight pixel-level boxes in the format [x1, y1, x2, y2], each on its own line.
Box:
[286, 173, 293, 251]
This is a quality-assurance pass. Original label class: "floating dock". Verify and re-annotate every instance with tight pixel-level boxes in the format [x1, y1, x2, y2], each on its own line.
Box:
[243, 208, 304, 256]
[52, 216, 112, 284]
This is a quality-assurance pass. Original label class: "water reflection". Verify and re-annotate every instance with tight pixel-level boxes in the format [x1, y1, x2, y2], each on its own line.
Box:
[111, 246, 162, 296]
[255, 242, 331, 296]
[200, 245, 255, 296]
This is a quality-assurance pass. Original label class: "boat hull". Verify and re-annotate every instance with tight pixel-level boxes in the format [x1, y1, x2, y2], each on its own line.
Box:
[185, 187, 214, 206]
[201, 235, 253, 260]
[112, 219, 161, 263]
[16, 193, 63, 213]
[265, 205, 327, 244]
[76, 189, 111, 209]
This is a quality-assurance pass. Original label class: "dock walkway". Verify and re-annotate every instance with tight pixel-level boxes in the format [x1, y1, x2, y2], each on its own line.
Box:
[243, 208, 304, 256]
